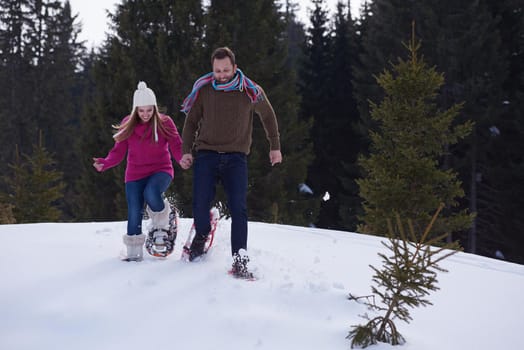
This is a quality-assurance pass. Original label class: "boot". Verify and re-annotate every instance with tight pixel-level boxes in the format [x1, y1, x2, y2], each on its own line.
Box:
[230, 249, 255, 279]
[189, 233, 208, 261]
[123, 234, 146, 261]
[146, 198, 171, 244]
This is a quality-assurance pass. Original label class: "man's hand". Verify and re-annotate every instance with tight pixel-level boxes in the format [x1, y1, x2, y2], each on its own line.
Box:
[269, 150, 282, 166]
[180, 153, 194, 169]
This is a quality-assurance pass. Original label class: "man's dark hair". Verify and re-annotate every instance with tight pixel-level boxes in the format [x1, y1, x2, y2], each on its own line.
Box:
[211, 47, 236, 66]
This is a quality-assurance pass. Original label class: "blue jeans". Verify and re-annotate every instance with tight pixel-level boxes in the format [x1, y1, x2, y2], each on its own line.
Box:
[193, 151, 248, 255]
[125, 172, 172, 235]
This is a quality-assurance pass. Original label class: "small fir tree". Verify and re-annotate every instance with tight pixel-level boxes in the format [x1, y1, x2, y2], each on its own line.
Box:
[347, 204, 461, 347]
[357, 32, 473, 239]
[4, 133, 65, 223]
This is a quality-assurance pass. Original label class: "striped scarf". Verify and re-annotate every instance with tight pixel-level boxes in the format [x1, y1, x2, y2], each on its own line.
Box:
[181, 69, 262, 114]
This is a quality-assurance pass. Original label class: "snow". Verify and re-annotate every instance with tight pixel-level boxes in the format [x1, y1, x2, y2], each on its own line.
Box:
[1, 218, 523, 350]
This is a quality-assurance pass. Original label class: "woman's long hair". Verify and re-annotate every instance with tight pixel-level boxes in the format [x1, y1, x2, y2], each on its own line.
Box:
[112, 106, 175, 143]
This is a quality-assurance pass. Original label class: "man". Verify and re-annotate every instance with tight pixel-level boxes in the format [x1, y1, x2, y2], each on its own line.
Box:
[180, 47, 282, 277]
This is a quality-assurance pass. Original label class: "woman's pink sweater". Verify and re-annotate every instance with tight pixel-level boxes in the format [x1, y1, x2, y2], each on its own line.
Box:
[96, 115, 183, 182]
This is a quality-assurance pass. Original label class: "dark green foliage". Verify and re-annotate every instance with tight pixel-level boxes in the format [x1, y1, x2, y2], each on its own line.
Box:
[282, 1, 306, 72]
[0, 0, 85, 219]
[72, 51, 120, 221]
[357, 35, 473, 239]
[347, 204, 461, 348]
[327, 2, 362, 231]
[0, 203, 16, 224]
[478, 0, 524, 262]
[353, 0, 522, 262]
[72, 45, 124, 219]
[299, 0, 362, 230]
[0, 0, 34, 166]
[420, 0, 507, 256]
[2, 133, 65, 223]
[298, 0, 338, 228]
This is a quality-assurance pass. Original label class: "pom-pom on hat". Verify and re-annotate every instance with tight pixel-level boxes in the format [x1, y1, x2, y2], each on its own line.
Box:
[132, 81, 157, 109]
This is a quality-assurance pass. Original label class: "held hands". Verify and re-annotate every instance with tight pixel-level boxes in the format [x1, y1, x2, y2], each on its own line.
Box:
[92, 157, 104, 172]
[269, 150, 282, 166]
[180, 153, 193, 170]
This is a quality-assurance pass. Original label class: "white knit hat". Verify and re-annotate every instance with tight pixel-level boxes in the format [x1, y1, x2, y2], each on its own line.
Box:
[132, 81, 157, 109]
[132, 81, 159, 142]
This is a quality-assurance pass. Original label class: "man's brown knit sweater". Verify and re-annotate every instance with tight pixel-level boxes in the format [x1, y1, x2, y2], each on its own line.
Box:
[181, 84, 280, 155]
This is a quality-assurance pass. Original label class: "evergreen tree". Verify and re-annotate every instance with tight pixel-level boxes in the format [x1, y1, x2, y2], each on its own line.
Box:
[73, 50, 124, 220]
[204, 0, 315, 225]
[298, 1, 362, 230]
[326, 1, 361, 230]
[282, 0, 306, 72]
[36, 1, 83, 165]
[298, 0, 332, 225]
[27, 0, 85, 218]
[0, 0, 85, 219]
[0, 0, 34, 168]
[338, 0, 373, 231]
[353, 0, 509, 260]
[352, 0, 412, 130]
[3, 132, 65, 223]
[347, 205, 461, 348]
[481, 0, 524, 263]
[420, 0, 506, 256]
[357, 36, 472, 238]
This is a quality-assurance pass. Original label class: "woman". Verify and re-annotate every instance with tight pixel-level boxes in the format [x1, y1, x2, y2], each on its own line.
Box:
[93, 81, 183, 261]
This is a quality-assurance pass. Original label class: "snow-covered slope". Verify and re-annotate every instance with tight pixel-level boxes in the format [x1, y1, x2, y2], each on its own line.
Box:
[1, 218, 523, 350]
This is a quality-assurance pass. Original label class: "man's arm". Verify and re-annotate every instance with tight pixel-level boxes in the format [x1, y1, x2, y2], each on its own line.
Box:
[254, 89, 280, 149]
[255, 88, 282, 165]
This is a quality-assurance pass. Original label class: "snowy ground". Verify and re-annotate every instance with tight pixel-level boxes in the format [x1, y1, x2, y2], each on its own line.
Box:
[1, 218, 523, 350]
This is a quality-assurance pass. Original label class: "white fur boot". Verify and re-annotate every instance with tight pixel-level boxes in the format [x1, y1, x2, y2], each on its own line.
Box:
[123, 234, 146, 261]
[146, 198, 171, 244]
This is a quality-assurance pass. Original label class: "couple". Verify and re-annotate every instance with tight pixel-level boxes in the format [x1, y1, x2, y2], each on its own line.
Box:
[93, 47, 282, 276]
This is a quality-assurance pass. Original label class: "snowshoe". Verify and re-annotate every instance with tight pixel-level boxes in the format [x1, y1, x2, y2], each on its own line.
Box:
[181, 207, 220, 261]
[145, 207, 179, 257]
[228, 249, 256, 281]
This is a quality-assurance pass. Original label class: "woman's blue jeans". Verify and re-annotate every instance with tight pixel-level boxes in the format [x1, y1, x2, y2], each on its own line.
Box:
[125, 172, 172, 235]
[193, 151, 248, 255]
